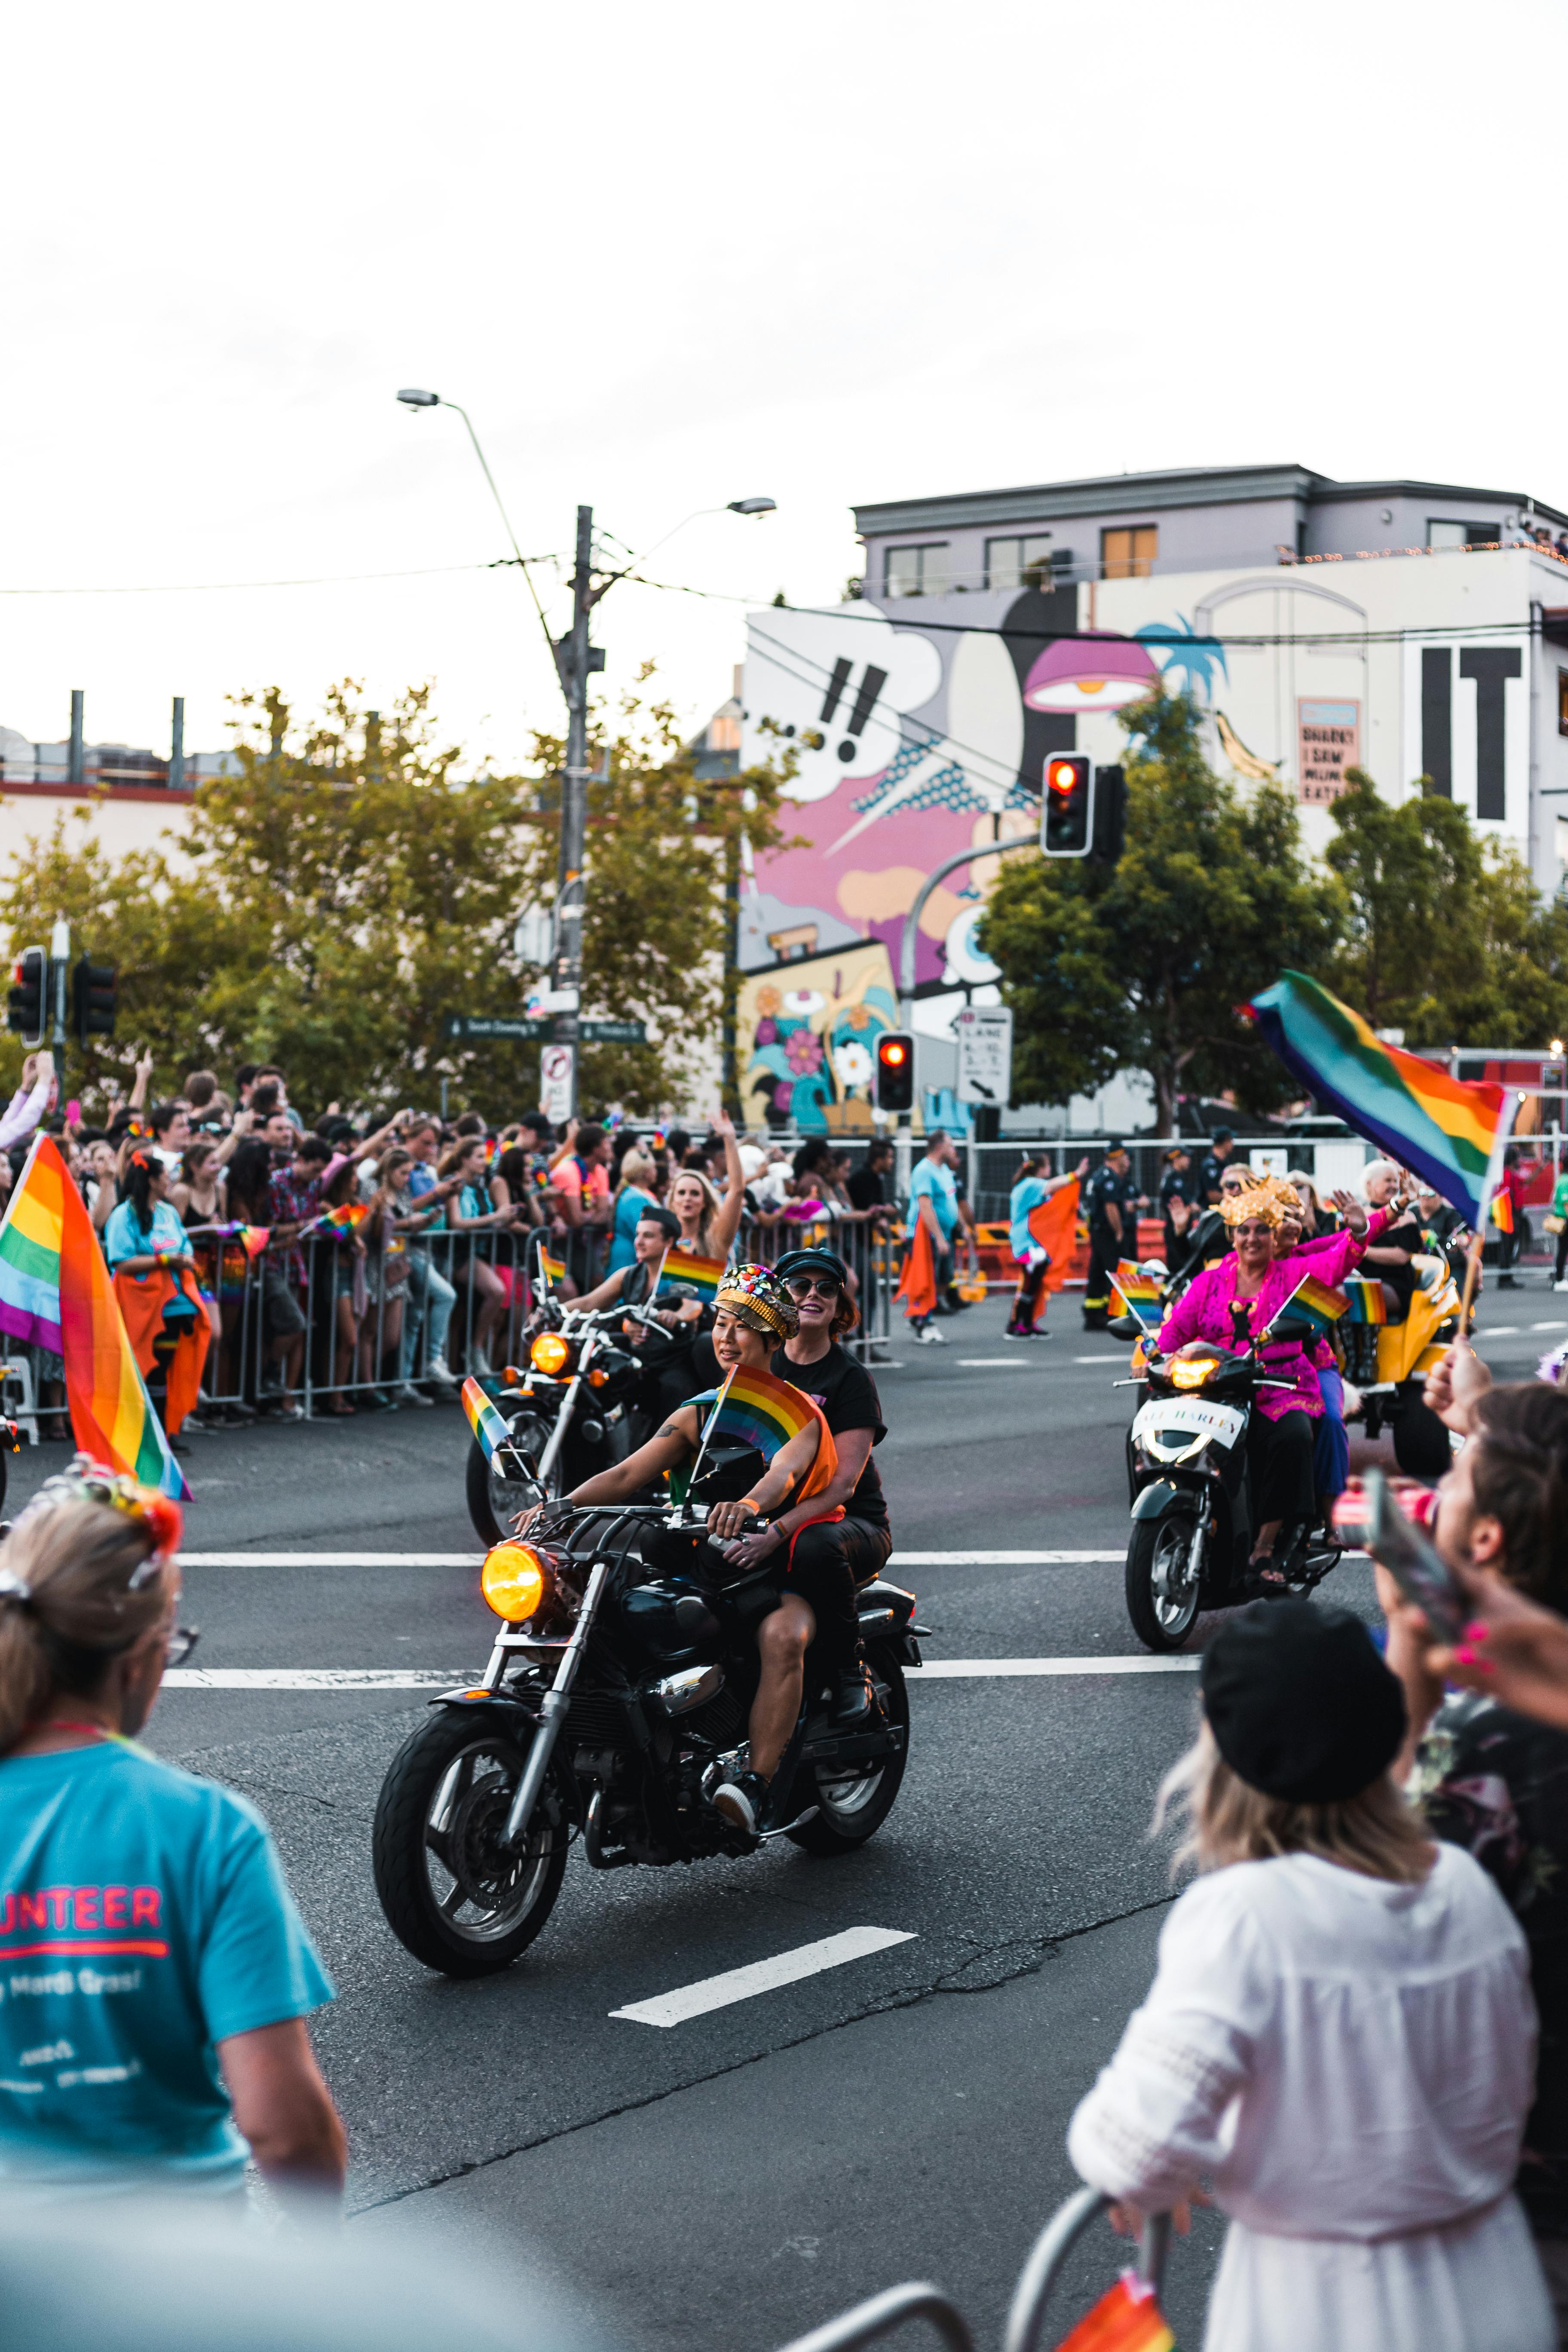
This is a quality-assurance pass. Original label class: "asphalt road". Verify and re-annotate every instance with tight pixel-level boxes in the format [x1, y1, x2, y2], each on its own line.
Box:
[11, 1274, 1562, 2352]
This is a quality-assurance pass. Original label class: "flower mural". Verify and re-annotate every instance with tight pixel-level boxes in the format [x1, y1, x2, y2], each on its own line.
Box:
[740, 943, 900, 1133]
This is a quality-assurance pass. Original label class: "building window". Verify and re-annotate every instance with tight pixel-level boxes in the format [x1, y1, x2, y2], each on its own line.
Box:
[985, 533, 1055, 591]
[1559, 669, 1568, 739]
[1100, 525, 1157, 580]
[1428, 520, 1498, 549]
[883, 543, 948, 598]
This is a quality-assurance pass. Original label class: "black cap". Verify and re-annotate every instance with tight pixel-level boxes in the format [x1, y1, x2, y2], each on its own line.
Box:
[1212, 1126, 1234, 1143]
[1105, 1139, 1126, 1155]
[772, 1246, 849, 1289]
[1200, 1600, 1406, 1804]
[637, 1204, 681, 1239]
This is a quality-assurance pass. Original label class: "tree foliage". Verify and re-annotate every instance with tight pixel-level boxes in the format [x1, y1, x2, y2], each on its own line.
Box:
[980, 691, 1342, 1130]
[0, 677, 790, 1118]
[1324, 769, 1568, 1047]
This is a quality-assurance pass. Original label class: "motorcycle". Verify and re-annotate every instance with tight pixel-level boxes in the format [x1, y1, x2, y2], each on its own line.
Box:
[374, 1471, 925, 1978]
[463, 1290, 688, 1543]
[1120, 1335, 1344, 1652]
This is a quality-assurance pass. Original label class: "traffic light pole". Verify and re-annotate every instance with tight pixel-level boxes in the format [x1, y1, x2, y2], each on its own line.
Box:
[893, 838, 1035, 1198]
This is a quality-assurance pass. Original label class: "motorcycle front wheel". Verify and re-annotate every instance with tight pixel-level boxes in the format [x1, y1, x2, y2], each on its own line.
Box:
[786, 1651, 910, 1854]
[466, 1410, 557, 1545]
[1125, 1511, 1203, 1651]
[372, 1709, 567, 1977]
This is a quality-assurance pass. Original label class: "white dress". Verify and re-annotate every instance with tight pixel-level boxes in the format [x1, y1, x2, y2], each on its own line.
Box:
[1067, 1846, 1553, 2352]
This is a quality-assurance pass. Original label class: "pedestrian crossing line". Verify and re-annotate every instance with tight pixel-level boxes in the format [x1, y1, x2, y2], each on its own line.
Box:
[910, 1656, 1199, 1678]
[176, 1548, 1128, 1569]
[161, 1653, 1208, 1691]
[609, 1926, 918, 2028]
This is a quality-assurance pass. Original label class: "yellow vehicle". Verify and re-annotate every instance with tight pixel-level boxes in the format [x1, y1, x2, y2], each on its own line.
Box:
[1342, 1258, 1459, 1478]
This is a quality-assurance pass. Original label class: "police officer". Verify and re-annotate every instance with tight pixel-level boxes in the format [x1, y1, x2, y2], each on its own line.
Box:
[1157, 1146, 1198, 1272]
[1083, 1142, 1142, 1330]
[1197, 1126, 1235, 1206]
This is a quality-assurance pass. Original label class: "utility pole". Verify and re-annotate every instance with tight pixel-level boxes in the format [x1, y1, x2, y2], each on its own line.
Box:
[549, 503, 603, 1124]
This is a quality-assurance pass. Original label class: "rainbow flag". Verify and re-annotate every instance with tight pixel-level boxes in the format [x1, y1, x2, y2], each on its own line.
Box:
[196, 1221, 270, 1258]
[1343, 1276, 1387, 1326]
[537, 1244, 566, 1284]
[1264, 1270, 1348, 1340]
[315, 1201, 368, 1233]
[1492, 1191, 1514, 1234]
[1054, 2272, 1174, 2352]
[659, 1248, 726, 1303]
[1112, 1260, 1163, 1329]
[1245, 972, 1515, 1227]
[462, 1375, 521, 1467]
[693, 1365, 815, 1461]
[0, 1137, 189, 1498]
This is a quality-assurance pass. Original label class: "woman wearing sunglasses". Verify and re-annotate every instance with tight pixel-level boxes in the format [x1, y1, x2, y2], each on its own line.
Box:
[0, 1464, 343, 2202]
[1156, 1184, 1395, 1587]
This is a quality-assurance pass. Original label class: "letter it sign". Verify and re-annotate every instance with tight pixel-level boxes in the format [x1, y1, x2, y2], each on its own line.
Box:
[1296, 699, 1360, 805]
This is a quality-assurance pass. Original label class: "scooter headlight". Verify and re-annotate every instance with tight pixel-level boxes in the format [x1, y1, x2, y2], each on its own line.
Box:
[1170, 1356, 1220, 1390]
[481, 1542, 551, 1623]
[530, 1332, 573, 1376]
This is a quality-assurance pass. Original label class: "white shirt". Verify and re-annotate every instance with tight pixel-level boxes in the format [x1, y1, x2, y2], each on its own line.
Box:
[1069, 1845, 1534, 2242]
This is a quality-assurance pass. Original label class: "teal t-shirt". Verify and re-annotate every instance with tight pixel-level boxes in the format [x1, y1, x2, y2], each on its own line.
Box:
[1009, 1175, 1050, 1262]
[0, 1740, 332, 2193]
[910, 1158, 959, 1242]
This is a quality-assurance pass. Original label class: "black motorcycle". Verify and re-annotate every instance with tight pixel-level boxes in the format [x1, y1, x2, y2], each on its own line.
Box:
[1121, 1336, 1344, 1652]
[374, 1476, 924, 1978]
[465, 1296, 674, 1543]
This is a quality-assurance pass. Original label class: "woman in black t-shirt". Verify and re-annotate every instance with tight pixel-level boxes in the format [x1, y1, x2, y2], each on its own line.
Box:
[760, 1246, 893, 1592]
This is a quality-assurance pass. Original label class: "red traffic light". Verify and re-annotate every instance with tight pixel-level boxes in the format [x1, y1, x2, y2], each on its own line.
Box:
[881, 1039, 907, 1066]
[1047, 758, 1080, 796]
[875, 1029, 916, 1113]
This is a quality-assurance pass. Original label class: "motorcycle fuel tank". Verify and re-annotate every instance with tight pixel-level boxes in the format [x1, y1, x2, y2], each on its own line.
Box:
[619, 1579, 722, 1660]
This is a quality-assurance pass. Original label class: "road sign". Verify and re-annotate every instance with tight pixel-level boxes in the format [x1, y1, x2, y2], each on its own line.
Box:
[954, 1005, 1013, 1106]
[540, 1043, 575, 1123]
[581, 1019, 646, 1043]
[444, 1014, 646, 1044]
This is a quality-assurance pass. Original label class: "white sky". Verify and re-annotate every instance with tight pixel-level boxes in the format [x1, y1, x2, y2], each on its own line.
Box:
[3, 0, 1564, 773]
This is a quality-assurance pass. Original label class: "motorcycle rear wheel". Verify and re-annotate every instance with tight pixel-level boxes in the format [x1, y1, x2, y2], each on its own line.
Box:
[786, 1652, 910, 1854]
[1125, 1512, 1203, 1652]
[466, 1411, 557, 1546]
[372, 1710, 567, 1977]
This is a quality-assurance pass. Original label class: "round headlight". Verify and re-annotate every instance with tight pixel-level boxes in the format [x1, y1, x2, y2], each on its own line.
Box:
[531, 1332, 572, 1376]
[481, 1542, 549, 1623]
[1170, 1357, 1219, 1390]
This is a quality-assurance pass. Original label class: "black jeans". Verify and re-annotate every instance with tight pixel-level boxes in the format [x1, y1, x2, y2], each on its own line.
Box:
[780, 1516, 891, 1669]
[1245, 1408, 1316, 1531]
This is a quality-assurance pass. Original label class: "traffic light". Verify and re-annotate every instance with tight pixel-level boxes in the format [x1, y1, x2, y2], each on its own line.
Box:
[6, 947, 46, 1047]
[875, 1029, 915, 1114]
[1041, 754, 1092, 856]
[72, 955, 116, 1044]
[1093, 763, 1126, 864]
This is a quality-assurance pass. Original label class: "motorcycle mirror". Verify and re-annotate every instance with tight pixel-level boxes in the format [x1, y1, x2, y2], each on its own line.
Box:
[1106, 1314, 1144, 1343]
[662, 1281, 700, 1302]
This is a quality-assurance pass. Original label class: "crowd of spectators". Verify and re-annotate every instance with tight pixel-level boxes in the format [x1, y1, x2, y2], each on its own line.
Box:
[0, 1056, 897, 1443]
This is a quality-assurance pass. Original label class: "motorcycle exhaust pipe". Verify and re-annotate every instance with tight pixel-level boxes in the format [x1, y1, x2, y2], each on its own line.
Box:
[646, 1663, 723, 1716]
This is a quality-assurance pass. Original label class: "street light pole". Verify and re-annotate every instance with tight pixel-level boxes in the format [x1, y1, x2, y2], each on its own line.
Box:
[551, 504, 598, 1122]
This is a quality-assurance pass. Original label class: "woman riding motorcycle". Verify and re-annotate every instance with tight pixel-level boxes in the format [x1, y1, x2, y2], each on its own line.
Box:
[1158, 1179, 1394, 1583]
[513, 1262, 858, 1837]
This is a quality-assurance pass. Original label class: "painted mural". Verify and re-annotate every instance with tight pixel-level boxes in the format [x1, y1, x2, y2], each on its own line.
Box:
[736, 941, 899, 1135]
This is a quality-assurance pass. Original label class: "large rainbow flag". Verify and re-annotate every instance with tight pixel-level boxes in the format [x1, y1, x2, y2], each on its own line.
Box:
[693, 1365, 816, 1460]
[659, 1248, 726, 1304]
[1245, 971, 1514, 1228]
[1262, 1270, 1348, 1342]
[462, 1375, 522, 1468]
[0, 1137, 189, 1498]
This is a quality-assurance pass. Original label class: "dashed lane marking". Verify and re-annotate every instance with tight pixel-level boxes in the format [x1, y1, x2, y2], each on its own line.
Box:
[609, 1927, 918, 2027]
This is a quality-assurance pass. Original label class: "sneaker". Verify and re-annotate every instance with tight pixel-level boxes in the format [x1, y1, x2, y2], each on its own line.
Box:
[393, 1382, 434, 1408]
[1554, 1280, 1568, 1294]
[1004, 1322, 1035, 1340]
[270, 1399, 305, 1422]
[710, 1769, 767, 1834]
[911, 1323, 946, 1346]
[424, 1356, 459, 1390]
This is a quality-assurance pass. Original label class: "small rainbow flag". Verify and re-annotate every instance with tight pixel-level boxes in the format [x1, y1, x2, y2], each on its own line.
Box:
[316, 1201, 368, 1233]
[461, 1375, 520, 1467]
[1343, 1276, 1387, 1326]
[693, 1365, 816, 1460]
[1111, 1261, 1163, 1329]
[197, 1221, 270, 1258]
[1245, 972, 1515, 1229]
[0, 1136, 189, 1498]
[1053, 2272, 1174, 2352]
[1491, 1191, 1514, 1234]
[537, 1244, 566, 1284]
[1264, 1270, 1348, 1340]
[659, 1248, 726, 1303]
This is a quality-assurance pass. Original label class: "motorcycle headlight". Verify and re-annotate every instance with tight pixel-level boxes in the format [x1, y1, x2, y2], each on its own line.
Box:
[481, 1542, 551, 1623]
[1170, 1356, 1219, 1390]
[530, 1332, 573, 1376]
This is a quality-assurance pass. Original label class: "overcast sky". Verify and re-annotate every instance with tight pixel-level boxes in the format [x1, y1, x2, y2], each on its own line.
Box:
[4, 0, 1564, 773]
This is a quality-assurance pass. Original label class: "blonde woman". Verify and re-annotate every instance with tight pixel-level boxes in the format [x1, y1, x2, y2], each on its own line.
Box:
[1068, 1599, 1549, 2352]
[668, 1108, 745, 1265]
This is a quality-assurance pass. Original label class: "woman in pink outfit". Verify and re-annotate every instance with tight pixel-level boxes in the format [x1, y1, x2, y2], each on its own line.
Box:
[1157, 1181, 1391, 1580]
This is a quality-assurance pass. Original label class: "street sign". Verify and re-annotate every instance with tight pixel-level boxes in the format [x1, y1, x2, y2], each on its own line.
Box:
[954, 1005, 1013, 1106]
[444, 1014, 646, 1044]
[540, 1043, 575, 1123]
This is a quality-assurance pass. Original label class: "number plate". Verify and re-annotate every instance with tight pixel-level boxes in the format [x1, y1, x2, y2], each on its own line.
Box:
[1132, 1397, 1246, 1452]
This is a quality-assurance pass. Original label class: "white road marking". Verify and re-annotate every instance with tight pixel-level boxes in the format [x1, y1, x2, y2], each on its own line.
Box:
[610, 1926, 917, 2028]
[1531, 1319, 1568, 1332]
[161, 1652, 1216, 1691]
[180, 1552, 481, 1567]
[894, 1549, 1121, 1563]
[1073, 1355, 1130, 1366]
[957, 1358, 1046, 1369]
[910, 1656, 1199, 1678]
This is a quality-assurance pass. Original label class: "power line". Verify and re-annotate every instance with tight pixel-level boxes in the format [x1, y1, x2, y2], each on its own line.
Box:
[0, 554, 567, 598]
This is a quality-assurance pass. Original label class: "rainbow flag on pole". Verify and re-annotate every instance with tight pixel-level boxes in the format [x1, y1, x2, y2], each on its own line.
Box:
[1111, 1261, 1164, 1330]
[313, 1201, 368, 1234]
[1245, 971, 1516, 1228]
[0, 1137, 189, 1498]
[1491, 1191, 1515, 1234]
[193, 1221, 270, 1257]
[462, 1375, 523, 1468]
[1343, 1276, 1387, 1326]
[692, 1365, 816, 1461]
[659, 1248, 726, 1304]
[536, 1243, 566, 1285]
[1263, 1270, 1348, 1341]
[1053, 2272, 1174, 2352]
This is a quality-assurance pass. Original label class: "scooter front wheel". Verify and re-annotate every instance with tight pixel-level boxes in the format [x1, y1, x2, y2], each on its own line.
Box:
[1125, 1512, 1203, 1652]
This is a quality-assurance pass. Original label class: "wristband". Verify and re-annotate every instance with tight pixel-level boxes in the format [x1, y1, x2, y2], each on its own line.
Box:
[738, 1497, 767, 1516]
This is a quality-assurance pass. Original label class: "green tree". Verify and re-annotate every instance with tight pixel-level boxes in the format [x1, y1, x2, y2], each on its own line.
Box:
[0, 677, 790, 1118]
[1325, 769, 1568, 1047]
[980, 691, 1344, 1131]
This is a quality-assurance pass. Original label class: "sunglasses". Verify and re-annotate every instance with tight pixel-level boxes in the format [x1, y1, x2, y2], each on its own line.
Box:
[785, 1276, 841, 1300]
